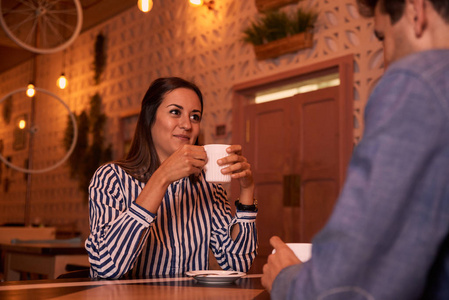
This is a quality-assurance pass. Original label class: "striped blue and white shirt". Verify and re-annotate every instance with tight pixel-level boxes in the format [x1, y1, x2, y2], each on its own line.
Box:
[85, 163, 258, 279]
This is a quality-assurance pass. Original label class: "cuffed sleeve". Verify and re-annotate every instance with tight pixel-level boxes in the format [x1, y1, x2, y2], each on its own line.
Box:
[85, 164, 154, 279]
[209, 184, 258, 272]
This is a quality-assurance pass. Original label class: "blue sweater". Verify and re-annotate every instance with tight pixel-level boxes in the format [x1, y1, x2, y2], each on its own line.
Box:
[272, 50, 449, 299]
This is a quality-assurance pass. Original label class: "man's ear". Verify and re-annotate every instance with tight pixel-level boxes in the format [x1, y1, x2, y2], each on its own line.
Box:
[410, 0, 427, 37]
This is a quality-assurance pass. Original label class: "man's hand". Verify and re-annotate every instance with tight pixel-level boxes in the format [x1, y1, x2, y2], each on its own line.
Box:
[261, 236, 301, 293]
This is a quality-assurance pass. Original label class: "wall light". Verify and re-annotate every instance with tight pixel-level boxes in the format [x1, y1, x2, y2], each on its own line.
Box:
[137, 0, 153, 12]
[57, 73, 67, 89]
[189, 0, 215, 10]
[13, 114, 28, 150]
[18, 119, 26, 129]
[26, 84, 35, 98]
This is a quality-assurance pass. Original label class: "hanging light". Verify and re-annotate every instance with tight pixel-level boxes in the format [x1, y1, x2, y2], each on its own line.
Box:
[189, 0, 214, 10]
[57, 50, 68, 89]
[57, 73, 67, 89]
[189, 0, 203, 7]
[26, 84, 35, 98]
[137, 0, 153, 12]
[18, 119, 26, 129]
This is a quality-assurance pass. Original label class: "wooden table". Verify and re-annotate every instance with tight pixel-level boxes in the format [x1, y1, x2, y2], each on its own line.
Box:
[0, 274, 270, 299]
[0, 227, 56, 244]
[1, 242, 89, 280]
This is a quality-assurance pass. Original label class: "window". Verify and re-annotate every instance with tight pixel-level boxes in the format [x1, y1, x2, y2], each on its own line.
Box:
[255, 73, 340, 104]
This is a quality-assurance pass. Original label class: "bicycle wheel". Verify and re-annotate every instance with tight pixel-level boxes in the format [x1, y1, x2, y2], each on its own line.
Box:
[0, 86, 78, 174]
[0, 0, 83, 54]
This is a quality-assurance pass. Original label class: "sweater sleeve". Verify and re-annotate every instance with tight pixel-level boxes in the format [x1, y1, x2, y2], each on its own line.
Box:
[208, 184, 258, 272]
[85, 164, 156, 279]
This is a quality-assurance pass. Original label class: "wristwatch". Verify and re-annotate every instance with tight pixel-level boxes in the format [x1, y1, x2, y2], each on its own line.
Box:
[235, 199, 258, 212]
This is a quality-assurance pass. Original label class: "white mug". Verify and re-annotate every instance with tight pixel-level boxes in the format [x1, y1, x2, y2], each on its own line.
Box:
[272, 243, 312, 262]
[204, 144, 231, 183]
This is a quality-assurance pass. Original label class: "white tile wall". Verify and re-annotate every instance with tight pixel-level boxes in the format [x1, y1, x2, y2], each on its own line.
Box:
[0, 0, 383, 237]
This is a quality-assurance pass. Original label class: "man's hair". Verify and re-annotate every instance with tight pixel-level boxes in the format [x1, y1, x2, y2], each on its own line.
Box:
[357, 0, 449, 24]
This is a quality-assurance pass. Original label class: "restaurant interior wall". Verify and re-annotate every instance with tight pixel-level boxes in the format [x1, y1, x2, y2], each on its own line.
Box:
[0, 0, 383, 239]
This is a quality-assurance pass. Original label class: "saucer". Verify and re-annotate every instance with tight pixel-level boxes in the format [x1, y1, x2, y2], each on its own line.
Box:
[185, 270, 246, 284]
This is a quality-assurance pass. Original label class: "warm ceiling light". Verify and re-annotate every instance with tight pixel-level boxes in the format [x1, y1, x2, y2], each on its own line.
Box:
[189, 0, 214, 10]
[137, 0, 153, 12]
[57, 73, 67, 89]
[26, 84, 35, 98]
[18, 119, 26, 129]
[189, 0, 204, 7]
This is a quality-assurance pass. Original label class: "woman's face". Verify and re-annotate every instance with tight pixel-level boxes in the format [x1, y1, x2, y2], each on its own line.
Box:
[151, 88, 202, 162]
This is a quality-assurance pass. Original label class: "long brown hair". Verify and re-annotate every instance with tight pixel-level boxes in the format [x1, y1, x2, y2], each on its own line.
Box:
[115, 77, 203, 182]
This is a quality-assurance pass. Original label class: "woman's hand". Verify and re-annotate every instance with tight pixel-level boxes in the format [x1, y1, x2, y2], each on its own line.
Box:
[159, 144, 207, 184]
[218, 145, 253, 187]
[137, 144, 206, 214]
[218, 145, 255, 203]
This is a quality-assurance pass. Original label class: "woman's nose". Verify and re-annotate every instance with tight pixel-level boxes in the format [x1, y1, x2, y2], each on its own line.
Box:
[179, 115, 192, 130]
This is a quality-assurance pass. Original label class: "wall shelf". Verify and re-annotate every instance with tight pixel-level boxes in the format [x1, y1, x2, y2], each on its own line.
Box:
[255, 0, 299, 12]
[253, 31, 313, 60]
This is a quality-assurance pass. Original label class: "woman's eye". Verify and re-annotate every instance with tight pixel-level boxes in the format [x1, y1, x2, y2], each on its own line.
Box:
[191, 114, 201, 122]
[170, 109, 181, 116]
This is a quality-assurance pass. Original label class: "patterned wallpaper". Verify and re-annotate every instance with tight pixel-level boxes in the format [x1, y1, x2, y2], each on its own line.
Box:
[0, 0, 383, 236]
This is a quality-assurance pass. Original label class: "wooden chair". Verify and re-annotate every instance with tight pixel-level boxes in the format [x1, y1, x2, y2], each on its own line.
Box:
[56, 267, 90, 279]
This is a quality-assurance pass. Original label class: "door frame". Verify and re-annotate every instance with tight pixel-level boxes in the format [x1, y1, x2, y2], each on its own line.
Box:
[231, 55, 354, 201]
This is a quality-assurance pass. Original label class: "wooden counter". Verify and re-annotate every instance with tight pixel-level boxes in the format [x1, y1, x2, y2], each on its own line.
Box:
[0, 274, 270, 299]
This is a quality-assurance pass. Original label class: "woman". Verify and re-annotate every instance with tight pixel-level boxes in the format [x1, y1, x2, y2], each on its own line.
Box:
[85, 77, 258, 279]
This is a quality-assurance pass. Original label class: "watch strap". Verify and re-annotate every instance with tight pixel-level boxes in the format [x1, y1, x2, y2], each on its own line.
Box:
[235, 199, 258, 212]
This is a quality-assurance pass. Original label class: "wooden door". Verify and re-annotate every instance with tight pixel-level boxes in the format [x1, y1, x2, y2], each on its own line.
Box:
[244, 86, 349, 273]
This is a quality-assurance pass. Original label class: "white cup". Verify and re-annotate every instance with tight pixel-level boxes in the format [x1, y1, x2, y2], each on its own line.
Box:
[204, 144, 231, 183]
[272, 243, 312, 262]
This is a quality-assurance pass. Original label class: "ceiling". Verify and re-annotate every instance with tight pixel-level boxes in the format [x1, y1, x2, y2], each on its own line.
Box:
[0, 0, 137, 74]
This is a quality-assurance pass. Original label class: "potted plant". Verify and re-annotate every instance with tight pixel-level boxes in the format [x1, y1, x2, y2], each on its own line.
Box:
[242, 7, 318, 60]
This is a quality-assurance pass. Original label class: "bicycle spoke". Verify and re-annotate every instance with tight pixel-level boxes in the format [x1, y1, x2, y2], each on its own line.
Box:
[14, 0, 37, 10]
[9, 13, 35, 32]
[40, 14, 52, 47]
[47, 8, 78, 15]
[46, 11, 75, 33]
[24, 17, 38, 45]
[42, 14, 64, 45]
[2, 7, 35, 16]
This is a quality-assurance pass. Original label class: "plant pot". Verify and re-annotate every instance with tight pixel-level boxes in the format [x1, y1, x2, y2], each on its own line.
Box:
[253, 31, 313, 60]
[255, 0, 300, 12]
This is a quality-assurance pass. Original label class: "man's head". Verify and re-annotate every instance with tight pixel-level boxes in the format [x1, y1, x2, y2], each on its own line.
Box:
[357, 0, 449, 67]
[357, 0, 449, 23]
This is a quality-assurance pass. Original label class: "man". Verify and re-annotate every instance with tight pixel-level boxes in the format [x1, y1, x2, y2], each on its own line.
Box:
[261, 0, 449, 299]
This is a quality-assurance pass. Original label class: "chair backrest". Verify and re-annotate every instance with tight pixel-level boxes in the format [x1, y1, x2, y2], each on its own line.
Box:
[56, 268, 90, 279]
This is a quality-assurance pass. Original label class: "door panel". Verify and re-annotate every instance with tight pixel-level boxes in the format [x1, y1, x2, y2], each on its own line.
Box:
[248, 100, 292, 257]
[301, 179, 337, 242]
[245, 86, 347, 273]
[298, 95, 339, 180]
[293, 88, 340, 241]
[254, 108, 288, 172]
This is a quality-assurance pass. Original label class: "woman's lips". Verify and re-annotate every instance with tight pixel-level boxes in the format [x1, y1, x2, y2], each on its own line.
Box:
[174, 134, 190, 141]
